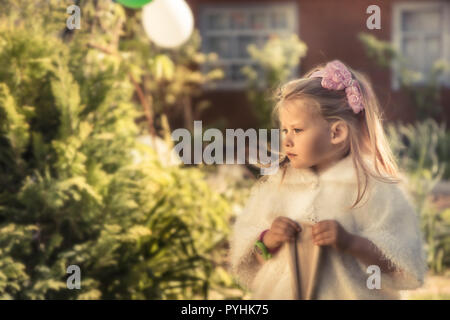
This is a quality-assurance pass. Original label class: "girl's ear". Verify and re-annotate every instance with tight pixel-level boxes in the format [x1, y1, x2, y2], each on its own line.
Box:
[330, 120, 348, 145]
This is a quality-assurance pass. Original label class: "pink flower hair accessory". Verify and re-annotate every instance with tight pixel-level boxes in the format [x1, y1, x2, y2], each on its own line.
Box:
[309, 60, 365, 114]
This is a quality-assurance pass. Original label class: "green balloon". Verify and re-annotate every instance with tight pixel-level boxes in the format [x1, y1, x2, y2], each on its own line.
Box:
[116, 0, 153, 9]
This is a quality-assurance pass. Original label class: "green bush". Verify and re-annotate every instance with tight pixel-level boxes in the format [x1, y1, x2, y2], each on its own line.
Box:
[359, 33, 448, 120]
[242, 34, 307, 129]
[386, 119, 450, 180]
[0, 2, 232, 299]
[387, 119, 450, 273]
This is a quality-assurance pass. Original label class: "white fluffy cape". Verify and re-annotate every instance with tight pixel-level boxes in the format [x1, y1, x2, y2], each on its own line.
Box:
[228, 154, 428, 299]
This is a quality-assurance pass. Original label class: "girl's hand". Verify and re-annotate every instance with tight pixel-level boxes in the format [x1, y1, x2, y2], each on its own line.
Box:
[312, 220, 353, 252]
[263, 216, 302, 250]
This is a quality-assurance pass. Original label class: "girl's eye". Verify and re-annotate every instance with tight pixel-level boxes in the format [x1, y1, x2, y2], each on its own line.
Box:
[281, 128, 302, 134]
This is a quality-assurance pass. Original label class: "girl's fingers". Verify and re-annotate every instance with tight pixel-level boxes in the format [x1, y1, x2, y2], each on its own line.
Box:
[283, 234, 295, 242]
[314, 236, 332, 245]
[271, 225, 286, 235]
[272, 228, 296, 242]
[312, 223, 326, 236]
[312, 229, 331, 239]
[274, 228, 296, 239]
[278, 217, 302, 232]
[271, 234, 292, 243]
[273, 223, 296, 237]
[313, 232, 332, 243]
[312, 222, 333, 236]
[286, 218, 302, 232]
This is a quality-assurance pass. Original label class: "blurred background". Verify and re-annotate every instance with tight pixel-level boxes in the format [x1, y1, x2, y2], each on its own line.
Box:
[0, 0, 449, 299]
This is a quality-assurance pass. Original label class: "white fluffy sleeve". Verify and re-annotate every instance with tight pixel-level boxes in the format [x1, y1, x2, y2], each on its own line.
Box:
[228, 180, 272, 291]
[354, 180, 428, 290]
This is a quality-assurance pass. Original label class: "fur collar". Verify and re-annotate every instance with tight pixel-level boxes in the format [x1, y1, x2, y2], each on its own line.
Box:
[268, 153, 377, 186]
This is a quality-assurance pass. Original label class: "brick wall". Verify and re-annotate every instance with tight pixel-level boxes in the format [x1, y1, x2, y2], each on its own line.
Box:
[170, 0, 450, 131]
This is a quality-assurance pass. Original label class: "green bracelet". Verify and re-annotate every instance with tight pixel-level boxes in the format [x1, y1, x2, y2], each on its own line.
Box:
[255, 240, 272, 260]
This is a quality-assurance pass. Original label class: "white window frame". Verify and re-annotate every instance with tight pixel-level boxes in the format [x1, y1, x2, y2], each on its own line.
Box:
[391, 1, 450, 90]
[199, 2, 299, 91]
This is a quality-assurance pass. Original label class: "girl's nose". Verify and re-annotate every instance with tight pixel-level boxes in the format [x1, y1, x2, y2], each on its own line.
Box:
[283, 135, 293, 148]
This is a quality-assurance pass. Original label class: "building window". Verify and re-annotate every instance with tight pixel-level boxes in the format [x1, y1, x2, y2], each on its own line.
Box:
[392, 1, 450, 89]
[199, 2, 299, 90]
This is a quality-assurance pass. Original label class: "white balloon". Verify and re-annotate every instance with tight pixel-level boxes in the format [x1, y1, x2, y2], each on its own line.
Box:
[142, 0, 194, 48]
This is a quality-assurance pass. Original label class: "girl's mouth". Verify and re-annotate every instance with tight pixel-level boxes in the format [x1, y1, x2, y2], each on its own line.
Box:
[287, 153, 297, 157]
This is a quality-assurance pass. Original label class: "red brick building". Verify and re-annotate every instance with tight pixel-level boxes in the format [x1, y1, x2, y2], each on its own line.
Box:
[178, 0, 450, 130]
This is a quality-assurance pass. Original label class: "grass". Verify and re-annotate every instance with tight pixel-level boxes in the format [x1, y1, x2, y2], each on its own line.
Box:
[402, 273, 450, 300]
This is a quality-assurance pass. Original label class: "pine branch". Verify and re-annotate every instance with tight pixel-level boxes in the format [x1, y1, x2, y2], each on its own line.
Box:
[86, 42, 157, 139]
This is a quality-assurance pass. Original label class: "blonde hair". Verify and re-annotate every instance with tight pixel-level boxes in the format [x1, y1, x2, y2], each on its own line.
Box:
[258, 61, 400, 209]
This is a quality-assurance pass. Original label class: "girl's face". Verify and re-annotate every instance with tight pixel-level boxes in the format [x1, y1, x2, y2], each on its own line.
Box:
[279, 99, 338, 171]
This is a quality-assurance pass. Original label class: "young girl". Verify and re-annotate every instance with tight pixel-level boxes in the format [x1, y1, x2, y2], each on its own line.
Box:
[228, 60, 428, 300]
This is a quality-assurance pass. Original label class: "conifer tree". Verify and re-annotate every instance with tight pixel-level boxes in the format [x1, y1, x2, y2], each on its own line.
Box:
[0, 0, 232, 299]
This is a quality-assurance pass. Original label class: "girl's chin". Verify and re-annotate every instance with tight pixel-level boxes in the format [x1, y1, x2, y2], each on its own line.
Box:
[289, 160, 306, 169]
[289, 159, 314, 170]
